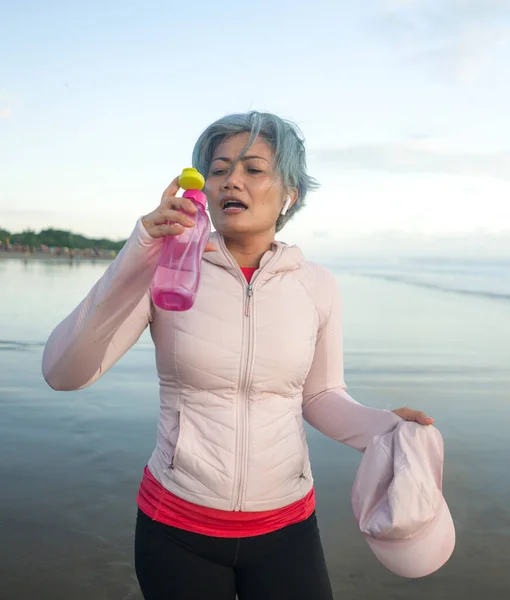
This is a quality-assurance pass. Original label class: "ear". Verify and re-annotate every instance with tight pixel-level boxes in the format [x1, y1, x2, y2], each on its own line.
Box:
[281, 189, 298, 215]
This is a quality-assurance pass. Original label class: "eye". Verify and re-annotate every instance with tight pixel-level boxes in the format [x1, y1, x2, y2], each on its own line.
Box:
[247, 168, 262, 174]
[211, 169, 227, 176]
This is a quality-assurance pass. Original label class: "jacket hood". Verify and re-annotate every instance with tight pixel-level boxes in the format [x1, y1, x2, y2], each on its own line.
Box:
[203, 231, 304, 276]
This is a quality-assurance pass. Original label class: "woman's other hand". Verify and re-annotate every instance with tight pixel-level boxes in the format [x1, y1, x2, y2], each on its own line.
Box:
[392, 407, 435, 426]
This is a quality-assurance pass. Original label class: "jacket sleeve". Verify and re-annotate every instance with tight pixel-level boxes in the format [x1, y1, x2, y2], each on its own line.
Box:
[42, 218, 162, 391]
[302, 270, 401, 451]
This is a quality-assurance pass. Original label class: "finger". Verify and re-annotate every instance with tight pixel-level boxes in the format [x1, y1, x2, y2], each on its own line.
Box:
[394, 408, 434, 425]
[152, 223, 185, 238]
[154, 208, 196, 228]
[418, 413, 434, 425]
[161, 176, 182, 203]
[162, 194, 198, 215]
[410, 410, 433, 424]
[181, 196, 199, 215]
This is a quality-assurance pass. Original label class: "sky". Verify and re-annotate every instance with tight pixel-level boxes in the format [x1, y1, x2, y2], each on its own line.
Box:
[1, 0, 510, 257]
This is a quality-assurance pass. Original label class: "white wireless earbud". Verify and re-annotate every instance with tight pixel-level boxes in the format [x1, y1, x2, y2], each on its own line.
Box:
[281, 196, 292, 216]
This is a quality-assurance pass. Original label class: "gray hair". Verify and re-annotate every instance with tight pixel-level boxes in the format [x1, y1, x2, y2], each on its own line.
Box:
[192, 111, 319, 232]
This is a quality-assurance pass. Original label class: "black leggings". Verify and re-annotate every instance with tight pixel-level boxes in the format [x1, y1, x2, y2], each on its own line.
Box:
[135, 509, 334, 600]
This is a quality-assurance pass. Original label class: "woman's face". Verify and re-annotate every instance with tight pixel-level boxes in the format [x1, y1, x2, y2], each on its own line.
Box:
[204, 133, 287, 238]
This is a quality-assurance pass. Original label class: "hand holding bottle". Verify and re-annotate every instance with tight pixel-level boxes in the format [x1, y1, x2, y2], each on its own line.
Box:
[142, 175, 216, 252]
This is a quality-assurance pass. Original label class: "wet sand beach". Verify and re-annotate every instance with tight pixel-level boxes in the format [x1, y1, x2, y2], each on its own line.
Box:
[1, 257, 509, 599]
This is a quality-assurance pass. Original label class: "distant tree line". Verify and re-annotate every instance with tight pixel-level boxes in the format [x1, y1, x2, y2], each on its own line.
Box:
[0, 227, 127, 251]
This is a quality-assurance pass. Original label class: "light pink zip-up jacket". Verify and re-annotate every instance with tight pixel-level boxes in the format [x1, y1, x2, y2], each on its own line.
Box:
[42, 219, 401, 512]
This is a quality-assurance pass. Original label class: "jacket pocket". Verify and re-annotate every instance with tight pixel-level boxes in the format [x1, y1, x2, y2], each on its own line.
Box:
[168, 409, 183, 470]
[295, 415, 307, 479]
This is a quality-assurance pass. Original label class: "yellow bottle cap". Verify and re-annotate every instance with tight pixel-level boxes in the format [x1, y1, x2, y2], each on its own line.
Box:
[179, 168, 205, 191]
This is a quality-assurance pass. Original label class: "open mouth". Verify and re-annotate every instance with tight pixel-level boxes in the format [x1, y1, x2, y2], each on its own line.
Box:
[222, 199, 248, 212]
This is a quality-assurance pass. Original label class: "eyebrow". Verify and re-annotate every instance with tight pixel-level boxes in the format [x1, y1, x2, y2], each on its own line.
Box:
[212, 155, 269, 163]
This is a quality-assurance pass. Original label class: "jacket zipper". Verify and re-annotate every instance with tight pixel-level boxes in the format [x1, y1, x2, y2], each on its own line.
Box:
[234, 281, 255, 510]
[296, 415, 307, 479]
[217, 237, 283, 510]
[245, 283, 253, 317]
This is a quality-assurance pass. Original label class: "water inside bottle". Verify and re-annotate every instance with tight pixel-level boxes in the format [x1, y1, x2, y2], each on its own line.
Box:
[151, 207, 210, 312]
[152, 265, 196, 311]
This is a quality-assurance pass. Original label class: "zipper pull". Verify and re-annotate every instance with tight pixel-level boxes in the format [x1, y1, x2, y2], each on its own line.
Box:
[245, 284, 253, 317]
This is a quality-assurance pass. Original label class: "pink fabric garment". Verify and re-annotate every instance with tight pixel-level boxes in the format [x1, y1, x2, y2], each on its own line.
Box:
[137, 465, 315, 537]
[136, 265, 316, 537]
[42, 219, 403, 513]
[351, 421, 455, 578]
[239, 266, 257, 283]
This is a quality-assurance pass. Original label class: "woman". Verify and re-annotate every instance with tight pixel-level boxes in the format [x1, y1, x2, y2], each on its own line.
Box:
[42, 111, 433, 600]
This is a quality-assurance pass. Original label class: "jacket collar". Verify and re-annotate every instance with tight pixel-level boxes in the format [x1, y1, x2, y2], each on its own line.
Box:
[203, 231, 304, 275]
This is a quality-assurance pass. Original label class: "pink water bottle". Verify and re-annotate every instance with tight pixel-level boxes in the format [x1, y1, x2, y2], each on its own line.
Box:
[151, 168, 211, 311]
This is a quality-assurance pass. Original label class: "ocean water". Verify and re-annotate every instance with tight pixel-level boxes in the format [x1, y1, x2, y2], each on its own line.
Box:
[333, 256, 510, 300]
[0, 255, 509, 599]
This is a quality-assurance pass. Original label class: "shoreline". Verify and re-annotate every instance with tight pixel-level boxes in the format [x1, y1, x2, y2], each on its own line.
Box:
[0, 252, 114, 262]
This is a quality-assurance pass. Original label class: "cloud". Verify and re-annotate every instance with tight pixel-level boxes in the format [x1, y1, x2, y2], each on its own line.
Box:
[0, 90, 14, 120]
[376, 0, 510, 82]
[304, 227, 510, 260]
[313, 140, 510, 179]
[312, 229, 330, 238]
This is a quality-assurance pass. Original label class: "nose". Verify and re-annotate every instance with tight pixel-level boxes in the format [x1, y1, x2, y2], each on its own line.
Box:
[220, 163, 244, 191]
